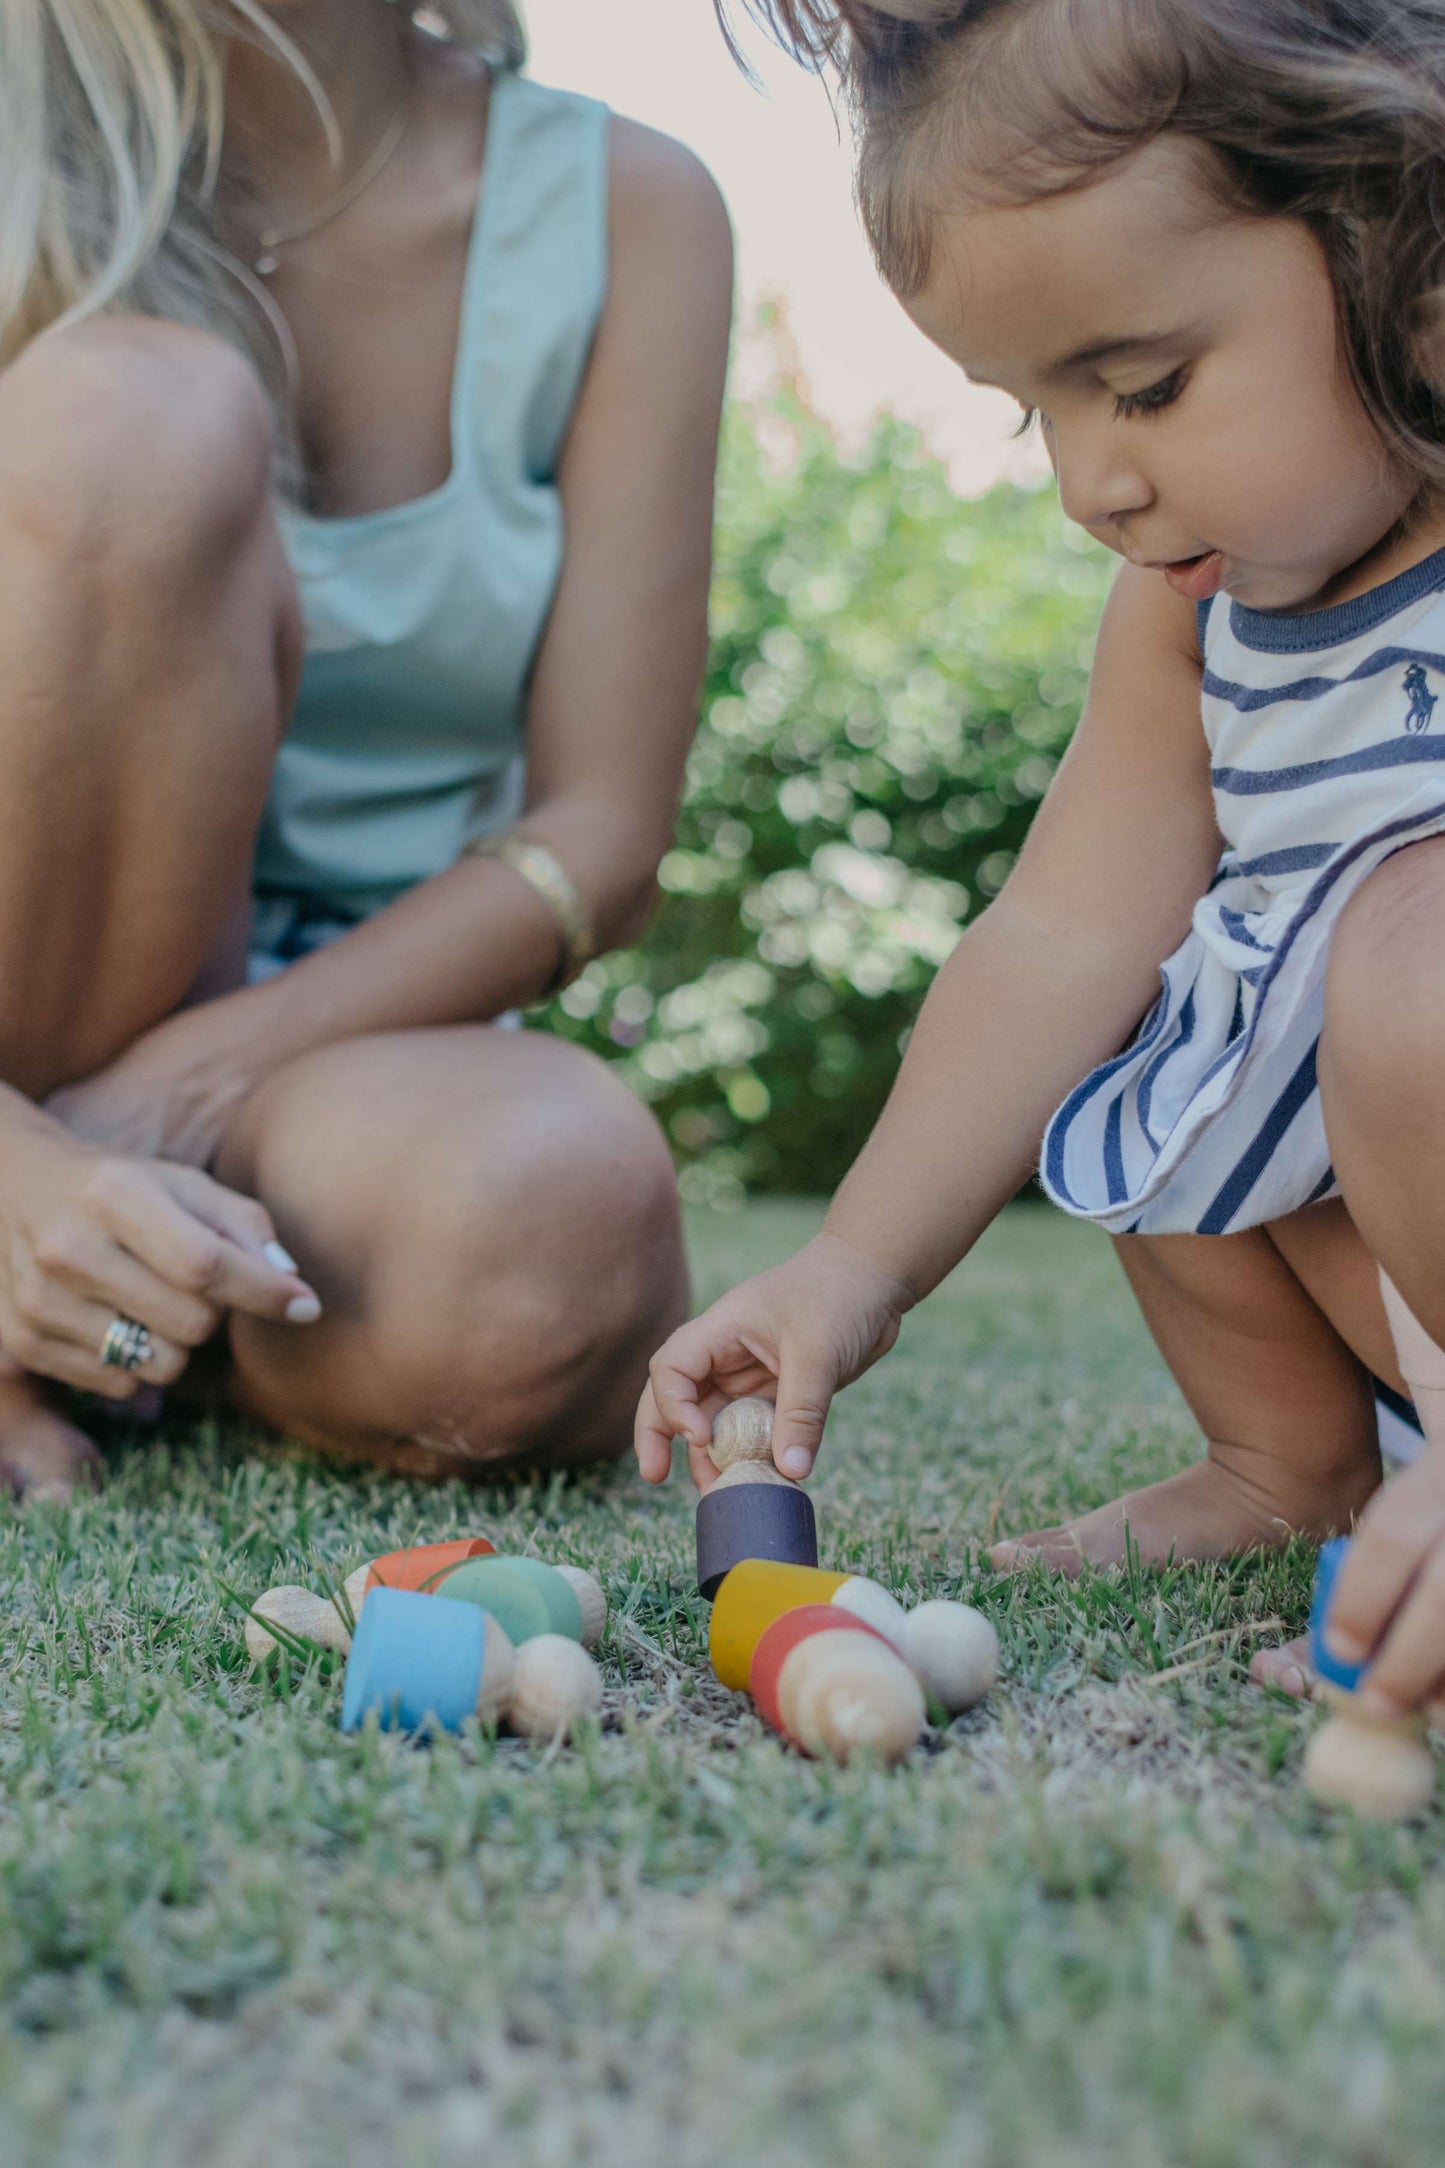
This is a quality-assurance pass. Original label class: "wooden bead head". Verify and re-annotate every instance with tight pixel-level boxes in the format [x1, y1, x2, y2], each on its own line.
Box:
[707, 1396, 777, 1472]
[507, 1634, 604, 1741]
[776, 1631, 925, 1766]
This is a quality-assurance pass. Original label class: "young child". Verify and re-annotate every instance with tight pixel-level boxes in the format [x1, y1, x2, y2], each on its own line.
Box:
[639, 0, 1445, 1719]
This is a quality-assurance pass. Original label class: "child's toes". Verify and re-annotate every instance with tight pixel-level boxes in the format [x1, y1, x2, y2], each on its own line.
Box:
[989, 1527, 1088, 1577]
[1248, 1635, 1312, 1698]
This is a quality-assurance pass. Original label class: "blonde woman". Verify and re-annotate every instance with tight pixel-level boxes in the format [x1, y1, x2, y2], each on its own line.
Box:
[0, 0, 731, 1493]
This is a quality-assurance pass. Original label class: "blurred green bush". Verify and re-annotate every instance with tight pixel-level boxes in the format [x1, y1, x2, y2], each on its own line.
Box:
[541, 383, 1113, 1203]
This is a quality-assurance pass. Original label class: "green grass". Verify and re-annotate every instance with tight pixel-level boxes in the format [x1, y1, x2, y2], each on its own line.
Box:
[0, 1201, 1441, 2167]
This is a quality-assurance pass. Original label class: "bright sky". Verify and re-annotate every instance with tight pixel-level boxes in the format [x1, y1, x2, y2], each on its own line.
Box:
[523, 0, 1048, 496]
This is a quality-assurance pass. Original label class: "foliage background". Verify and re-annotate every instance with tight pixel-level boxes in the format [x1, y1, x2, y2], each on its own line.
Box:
[541, 381, 1113, 1202]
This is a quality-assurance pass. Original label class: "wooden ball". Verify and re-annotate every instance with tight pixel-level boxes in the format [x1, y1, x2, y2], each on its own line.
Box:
[776, 1631, 925, 1766]
[1303, 1710, 1436, 1821]
[339, 1564, 372, 1629]
[506, 1633, 604, 1741]
[707, 1459, 795, 1494]
[552, 1565, 607, 1650]
[245, 1584, 352, 1665]
[708, 1396, 777, 1472]
[832, 1575, 909, 1645]
[897, 1601, 998, 1714]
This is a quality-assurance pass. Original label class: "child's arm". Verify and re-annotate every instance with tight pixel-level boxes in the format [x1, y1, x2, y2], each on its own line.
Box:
[638, 565, 1223, 1485]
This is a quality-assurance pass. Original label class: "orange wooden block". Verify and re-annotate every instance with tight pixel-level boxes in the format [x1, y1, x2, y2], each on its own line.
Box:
[749, 1604, 889, 1736]
[365, 1537, 495, 1594]
[709, 1560, 850, 1691]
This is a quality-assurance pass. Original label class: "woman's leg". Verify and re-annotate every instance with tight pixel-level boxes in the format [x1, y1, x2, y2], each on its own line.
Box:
[991, 1200, 1391, 1573]
[0, 318, 297, 1491]
[215, 1028, 689, 1476]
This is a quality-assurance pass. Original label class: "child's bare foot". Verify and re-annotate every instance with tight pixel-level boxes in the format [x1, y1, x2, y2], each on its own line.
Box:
[0, 1366, 101, 1500]
[1249, 1636, 1313, 1697]
[989, 1450, 1380, 1578]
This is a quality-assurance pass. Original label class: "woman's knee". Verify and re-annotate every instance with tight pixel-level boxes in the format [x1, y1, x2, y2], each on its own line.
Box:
[0, 317, 276, 587]
[228, 1036, 688, 1470]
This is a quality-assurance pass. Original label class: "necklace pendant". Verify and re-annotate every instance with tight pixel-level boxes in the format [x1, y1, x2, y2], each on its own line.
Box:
[255, 250, 280, 278]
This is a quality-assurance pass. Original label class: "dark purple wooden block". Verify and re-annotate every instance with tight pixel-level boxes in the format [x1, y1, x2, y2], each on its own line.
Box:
[696, 1480, 818, 1600]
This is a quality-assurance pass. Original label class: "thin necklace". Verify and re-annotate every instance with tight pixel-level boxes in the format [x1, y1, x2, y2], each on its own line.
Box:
[254, 96, 414, 276]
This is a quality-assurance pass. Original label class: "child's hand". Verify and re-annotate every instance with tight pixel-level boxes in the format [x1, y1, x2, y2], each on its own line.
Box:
[634, 1231, 914, 1489]
[1322, 1451, 1445, 1719]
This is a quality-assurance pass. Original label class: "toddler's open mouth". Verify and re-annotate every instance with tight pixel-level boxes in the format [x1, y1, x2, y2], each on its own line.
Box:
[1161, 549, 1225, 601]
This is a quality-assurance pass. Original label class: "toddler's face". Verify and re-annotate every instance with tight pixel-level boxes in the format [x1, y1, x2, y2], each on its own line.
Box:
[906, 138, 1420, 611]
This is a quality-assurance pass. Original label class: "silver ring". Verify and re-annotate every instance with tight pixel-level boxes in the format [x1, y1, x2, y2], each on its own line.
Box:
[99, 1314, 152, 1373]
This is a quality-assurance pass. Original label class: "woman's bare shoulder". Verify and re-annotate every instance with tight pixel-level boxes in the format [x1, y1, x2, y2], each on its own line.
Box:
[605, 115, 733, 278]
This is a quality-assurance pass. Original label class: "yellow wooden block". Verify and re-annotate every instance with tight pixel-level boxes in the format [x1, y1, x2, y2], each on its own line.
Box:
[709, 1559, 850, 1691]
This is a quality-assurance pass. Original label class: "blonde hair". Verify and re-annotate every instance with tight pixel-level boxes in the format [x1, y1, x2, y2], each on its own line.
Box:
[0, 1, 525, 402]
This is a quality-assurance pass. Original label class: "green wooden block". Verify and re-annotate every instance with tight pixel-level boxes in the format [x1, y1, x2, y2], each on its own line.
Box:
[433, 1560, 550, 1646]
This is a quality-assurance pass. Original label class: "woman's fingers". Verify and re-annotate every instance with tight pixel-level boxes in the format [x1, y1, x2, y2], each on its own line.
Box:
[29, 1221, 221, 1348]
[88, 1161, 321, 1324]
[6, 1274, 189, 1388]
[1325, 1460, 1445, 1670]
[1355, 1545, 1445, 1718]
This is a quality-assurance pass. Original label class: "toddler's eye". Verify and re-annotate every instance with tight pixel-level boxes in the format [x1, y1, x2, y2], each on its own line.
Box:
[1114, 367, 1186, 420]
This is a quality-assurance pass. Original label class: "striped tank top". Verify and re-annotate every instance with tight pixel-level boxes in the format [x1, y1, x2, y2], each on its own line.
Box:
[1042, 546, 1445, 1236]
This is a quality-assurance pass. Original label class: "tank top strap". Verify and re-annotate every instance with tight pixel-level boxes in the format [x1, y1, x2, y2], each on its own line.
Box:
[454, 71, 610, 488]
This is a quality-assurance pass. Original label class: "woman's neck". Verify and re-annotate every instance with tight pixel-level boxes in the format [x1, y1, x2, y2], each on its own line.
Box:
[222, 0, 414, 207]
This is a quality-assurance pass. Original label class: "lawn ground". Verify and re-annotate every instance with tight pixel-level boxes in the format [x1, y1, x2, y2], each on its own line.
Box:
[0, 1200, 1441, 2167]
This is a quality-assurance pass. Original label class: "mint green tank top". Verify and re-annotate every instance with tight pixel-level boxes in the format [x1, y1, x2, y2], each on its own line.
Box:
[253, 72, 609, 924]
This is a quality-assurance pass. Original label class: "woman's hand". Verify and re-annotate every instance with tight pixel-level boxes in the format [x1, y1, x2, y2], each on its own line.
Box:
[634, 1231, 914, 1490]
[0, 1121, 321, 1399]
[1323, 1451, 1445, 1719]
[46, 1002, 261, 1171]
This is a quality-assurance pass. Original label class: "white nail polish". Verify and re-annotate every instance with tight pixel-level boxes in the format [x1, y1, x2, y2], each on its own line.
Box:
[285, 1293, 322, 1325]
[265, 1241, 300, 1275]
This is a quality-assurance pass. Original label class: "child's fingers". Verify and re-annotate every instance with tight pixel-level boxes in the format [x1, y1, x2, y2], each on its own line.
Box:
[634, 1378, 682, 1483]
[1355, 1546, 1445, 1717]
[769, 1349, 835, 1479]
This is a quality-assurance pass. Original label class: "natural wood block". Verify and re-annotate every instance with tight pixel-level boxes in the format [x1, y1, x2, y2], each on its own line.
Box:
[832, 1576, 909, 1645]
[696, 1479, 818, 1601]
[245, 1584, 352, 1664]
[897, 1601, 999, 1713]
[551, 1565, 607, 1649]
[1303, 1704, 1436, 1820]
[506, 1633, 604, 1740]
[365, 1537, 495, 1594]
[708, 1396, 776, 1471]
[776, 1631, 925, 1766]
[708, 1559, 849, 1689]
[749, 1604, 889, 1735]
[707, 1460, 794, 1494]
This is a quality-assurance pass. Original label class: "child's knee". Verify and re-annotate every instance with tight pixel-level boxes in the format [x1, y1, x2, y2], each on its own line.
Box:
[1325, 841, 1445, 1093]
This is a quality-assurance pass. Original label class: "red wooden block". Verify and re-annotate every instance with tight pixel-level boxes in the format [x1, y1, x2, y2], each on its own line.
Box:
[365, 1537, 495, 1594]
[748, 1604, 889, 1737]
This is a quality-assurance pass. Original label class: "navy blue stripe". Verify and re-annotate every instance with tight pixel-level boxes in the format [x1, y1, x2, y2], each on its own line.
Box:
[1218, 906, 1268, 951]
[1212, 732, 1445, 796]
[1103, 1092, 1127, 1206]
[1204, 645, 1445, 713]
[1374, 1378, 1424, 1435]
[1305, 1163, 1336, 1204]
[1231, 844, 1335, 878]
[1228, 546, 1445, 652]
[1240, 964, 1265, 986]
[1043, 989, 1174, 1209]
[1196, 1040, 1320, 1234]
[1136, 986, 1196, 1151]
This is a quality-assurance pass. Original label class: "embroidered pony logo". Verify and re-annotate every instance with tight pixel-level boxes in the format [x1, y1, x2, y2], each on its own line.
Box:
[1404, 662, 1438, 733]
